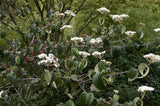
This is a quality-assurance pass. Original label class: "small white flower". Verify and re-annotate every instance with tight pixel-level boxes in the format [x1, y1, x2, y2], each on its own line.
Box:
[60, 25, 73, 30]
[97, 7, 110, 14]
[46, 30, 51, 34]
[110, 14, 129, 22]
[38, 60, 48, 65]
[89, 38, 96, 44]
[38, 53, 47, 59]
[143, 53, 160, 63]
[71, 37, 84, 42]
[125, 31, 136, 38]
[64, 10, 76, 17]
[96, 37, 103, 43]
[101, 60, 112, 66]
[89, 38, 102, 45]
[78, 51, 90, 58]
[55, 12, 65, 17]
[153, 28, 160, 32]
[92, 51, 105, 58]
[0, 91, 4, 98]
[120, 14, 129, 18]
[138, 86, 154, 92]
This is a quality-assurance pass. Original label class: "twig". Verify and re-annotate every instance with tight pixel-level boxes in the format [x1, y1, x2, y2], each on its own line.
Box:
[103, 71, 128, 77]
[15, 88, 28, 106]
[79, 83, 86, 92]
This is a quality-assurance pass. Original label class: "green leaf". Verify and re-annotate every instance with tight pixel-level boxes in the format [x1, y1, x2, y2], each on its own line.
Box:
[15, 56, 20, 65]
[87, 93, 94, 106]
[124, 102, 134, 106]
[52, 24, 57, 33]
[94, 63, 100, 73]
[127, 68, 139, 81]
[88, 69, 95, 78]
[44, 70, 51, 85]
[71, 74, 78, 81]
[6, 71, 16, 83]
[136, 29, 144, 39]
[79, 92, 89, 106]
[103, 37, 110, 49]
[65, 59, 76, 71]
[138, 63, 149, 79]
[133, 97, 140, 105]
[98, 62, 106, 72]
[93, 73, 105, 90]
[94, 62, 106, 73]
[0, 31, 6, 38]
[71, 48, 79, 58]
[78, 59, 87, 72]
[121, 25, 126, 34]
[65, 100, 74, 106]
[111, 46, 121, 58]
[113, 94, 119, 101]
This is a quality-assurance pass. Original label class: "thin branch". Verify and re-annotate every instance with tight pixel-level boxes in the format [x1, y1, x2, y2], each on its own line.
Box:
[1, 22, 26, 42]
[25, 0, 36, 21]
[103, 71, 128, 77]
[34, 0, 43, 20]
[15, 88, 28, 106]
[65, 0, 86, 25]
[79, 83, 86, 92]
[76, 13, 99, 36]
[74, 0, 86, 14]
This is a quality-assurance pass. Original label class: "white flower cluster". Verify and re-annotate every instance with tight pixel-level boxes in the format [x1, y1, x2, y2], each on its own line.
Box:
[110, 14, 129, 22]
[71, 37, 84, 43]
[143, 53, 160, 63]
[97, 7, 110, 14]
[138, 86, 154, 92]
[60, 25, 73, 30]
[101, 60, 112, 66]
[78, 51, 90, 58]
[38, 53, 60, 67]
[92, 51, 105, 59]
[64, 10, 76, 17]
[125, 31, 136, 38]
[153, 28, 160, 32]
[89, 38, 102, 45]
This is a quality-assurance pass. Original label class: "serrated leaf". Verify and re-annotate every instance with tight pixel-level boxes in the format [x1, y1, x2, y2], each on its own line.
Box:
[138, 63, 149, 79]
[127, 68, 139, 81]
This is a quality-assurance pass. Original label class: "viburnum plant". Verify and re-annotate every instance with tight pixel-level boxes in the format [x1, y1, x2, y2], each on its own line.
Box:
[0, 5, 158, 106]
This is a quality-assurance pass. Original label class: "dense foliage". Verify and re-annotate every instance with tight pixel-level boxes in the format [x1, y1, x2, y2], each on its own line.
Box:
[0, 0, 160, 106]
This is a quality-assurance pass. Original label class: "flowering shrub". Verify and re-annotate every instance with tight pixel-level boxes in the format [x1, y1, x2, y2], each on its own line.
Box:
[0, 1, 160, 105]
